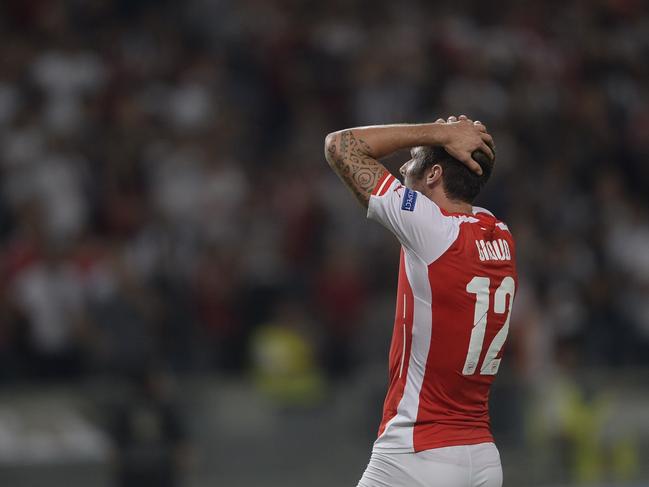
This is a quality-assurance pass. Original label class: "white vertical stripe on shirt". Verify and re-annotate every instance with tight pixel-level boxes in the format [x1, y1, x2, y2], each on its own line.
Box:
[374, 249, 433, 452]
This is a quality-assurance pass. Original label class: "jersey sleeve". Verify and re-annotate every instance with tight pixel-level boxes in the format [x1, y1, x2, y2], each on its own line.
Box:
[367, 172, 460, 263]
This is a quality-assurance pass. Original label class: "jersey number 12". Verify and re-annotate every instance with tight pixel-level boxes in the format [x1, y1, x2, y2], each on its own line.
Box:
[462, 276, 515, 376]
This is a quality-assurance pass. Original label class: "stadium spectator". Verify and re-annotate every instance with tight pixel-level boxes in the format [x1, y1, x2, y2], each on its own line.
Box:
[0, 0, 647, 392]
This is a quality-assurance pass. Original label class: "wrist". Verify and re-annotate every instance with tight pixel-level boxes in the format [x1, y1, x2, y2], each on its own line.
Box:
[415, 123, 448, 147]
[430, 123, 450, 146]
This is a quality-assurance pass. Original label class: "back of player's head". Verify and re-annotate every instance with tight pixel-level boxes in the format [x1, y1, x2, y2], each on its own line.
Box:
[417, 145, 495, 203]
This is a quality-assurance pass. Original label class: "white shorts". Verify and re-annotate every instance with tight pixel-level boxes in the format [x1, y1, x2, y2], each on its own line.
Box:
[357, 442, 502, 487]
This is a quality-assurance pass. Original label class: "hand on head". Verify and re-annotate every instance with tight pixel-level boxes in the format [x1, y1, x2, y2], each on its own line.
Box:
[433, 115, 495, 175]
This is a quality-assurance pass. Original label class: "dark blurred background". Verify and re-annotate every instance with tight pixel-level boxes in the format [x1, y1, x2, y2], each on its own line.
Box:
[0, 0, 648, 486]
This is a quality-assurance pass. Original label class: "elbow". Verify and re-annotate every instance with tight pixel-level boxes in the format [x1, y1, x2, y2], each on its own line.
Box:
[324, 132, 339, 167]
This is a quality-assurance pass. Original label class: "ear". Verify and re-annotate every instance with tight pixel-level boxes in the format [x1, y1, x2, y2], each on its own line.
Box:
[425, 164, 443, 187]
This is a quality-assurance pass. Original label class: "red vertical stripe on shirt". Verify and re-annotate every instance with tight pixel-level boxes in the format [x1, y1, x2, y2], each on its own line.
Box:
[377, 249, 414, 437]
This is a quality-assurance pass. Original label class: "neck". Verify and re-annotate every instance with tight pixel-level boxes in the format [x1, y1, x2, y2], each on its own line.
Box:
[442, 199, 473, 214]
[424, 189, 473, 214]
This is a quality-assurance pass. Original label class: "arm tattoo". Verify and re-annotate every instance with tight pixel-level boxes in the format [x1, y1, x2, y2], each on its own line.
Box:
[325, 130, 386, 207]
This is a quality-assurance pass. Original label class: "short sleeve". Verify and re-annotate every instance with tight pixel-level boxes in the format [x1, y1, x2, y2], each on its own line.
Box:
[367, 173, 461, 264]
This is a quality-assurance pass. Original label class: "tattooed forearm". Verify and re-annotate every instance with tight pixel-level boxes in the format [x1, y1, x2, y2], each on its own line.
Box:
[324, 130, 387, 207]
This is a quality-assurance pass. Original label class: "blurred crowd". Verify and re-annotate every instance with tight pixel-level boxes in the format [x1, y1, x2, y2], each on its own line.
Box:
[0, 0, 648, 392]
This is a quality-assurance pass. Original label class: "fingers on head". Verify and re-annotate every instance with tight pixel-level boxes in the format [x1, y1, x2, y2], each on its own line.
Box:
[481, 132, 494, 147]
[480, 141, 495, 160]
[474, 120, 487, 131]
[435, 118, 445, 124]
[469, 158, 483, 175]
[448, 115, 487, 125]
[457, 153, 481, 174]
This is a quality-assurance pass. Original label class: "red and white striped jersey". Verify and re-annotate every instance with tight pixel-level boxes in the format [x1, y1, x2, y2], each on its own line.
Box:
[367, 172, 517, 453]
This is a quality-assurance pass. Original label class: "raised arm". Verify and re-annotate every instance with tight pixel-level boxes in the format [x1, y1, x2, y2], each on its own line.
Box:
[324, 119, 493, 207]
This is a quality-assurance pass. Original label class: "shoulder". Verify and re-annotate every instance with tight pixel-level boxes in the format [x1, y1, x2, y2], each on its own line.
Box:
[370, 175, 446, 220]
[472, 206, 495, 218]
[472, 206, 511, 232]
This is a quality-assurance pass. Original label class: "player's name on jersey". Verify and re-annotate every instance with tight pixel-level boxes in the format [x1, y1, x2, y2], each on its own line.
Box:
[475, 239, 511, 262]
